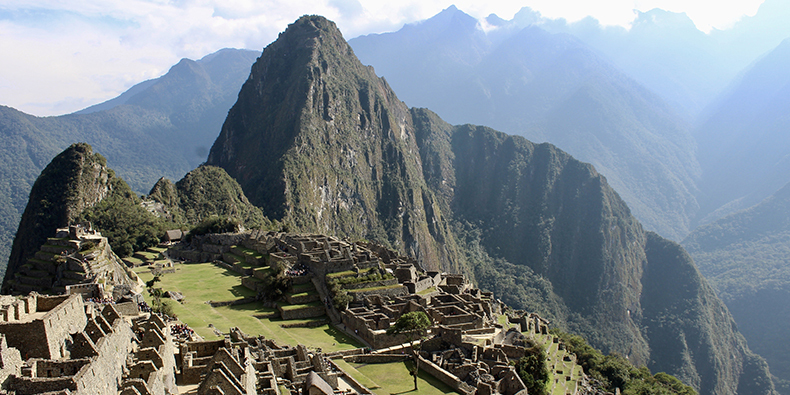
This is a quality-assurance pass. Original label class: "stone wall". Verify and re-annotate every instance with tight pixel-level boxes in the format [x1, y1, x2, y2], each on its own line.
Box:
[41, 294, 87, 359]
[74, 315, 134, 394]
[343, 354, 408, 364]
[279, 305, 326, 320]
[341, 278, 398, 290]
[348, 285, 407, 301]
[417, 355, 475, 395]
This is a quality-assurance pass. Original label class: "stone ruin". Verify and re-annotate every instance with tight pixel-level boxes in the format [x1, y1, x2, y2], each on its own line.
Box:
[5, 223, 139, 298]
[0, 292, 176, 395]
[120, 230, 586, 394]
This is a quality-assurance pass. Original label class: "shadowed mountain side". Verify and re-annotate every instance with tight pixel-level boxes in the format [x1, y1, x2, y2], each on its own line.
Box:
[207, 16, 773, 395]
[684, 181, 790, 393]
[3, 143, 115, 290]
[349, 8, 700, 241]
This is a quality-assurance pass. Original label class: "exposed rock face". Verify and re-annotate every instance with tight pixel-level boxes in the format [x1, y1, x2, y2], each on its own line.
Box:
[207, 15, 774, 394]
[207, 16, 457, 268]
[3, 143, 114, 291]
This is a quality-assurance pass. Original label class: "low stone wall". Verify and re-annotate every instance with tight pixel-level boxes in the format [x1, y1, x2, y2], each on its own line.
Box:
[278, 305, 325, 320]
[341, 278, 398, 290]
[348, 285, 407, 301]
[242, 277, 265, 293]
[285, 292, 320, 305]
[231, 262, 253, 276]
[417, 355, 475, 395]
[280, 319, 329, 328]
[343, 354, 408, 364]
[207, 297, 256, 308]
[324, 260, 379, 275]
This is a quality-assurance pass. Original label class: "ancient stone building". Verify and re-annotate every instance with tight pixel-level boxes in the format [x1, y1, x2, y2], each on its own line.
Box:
[5, 224, 137, 297]
[0, 292, 176, 395]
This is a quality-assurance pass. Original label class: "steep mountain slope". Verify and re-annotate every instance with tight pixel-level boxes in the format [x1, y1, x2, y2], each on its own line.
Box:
[0, 48, 258, 276]
[684, 181, 790, 393]
[207, 16, 459, 269]
[208, 15, 773, 394]
[147, 165, 268, 228]
[349, 7, 699, 240]
[694, 38, 790, 226]
[4, 143, 116, 291]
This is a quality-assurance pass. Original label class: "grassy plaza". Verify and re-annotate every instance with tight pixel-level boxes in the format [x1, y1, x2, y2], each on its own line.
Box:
[133, 262, 362, 352]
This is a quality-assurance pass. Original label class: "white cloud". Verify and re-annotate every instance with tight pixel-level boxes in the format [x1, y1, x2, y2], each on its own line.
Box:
[0, 0, 768, 116]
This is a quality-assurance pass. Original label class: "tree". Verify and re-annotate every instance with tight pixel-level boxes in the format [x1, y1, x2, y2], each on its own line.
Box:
[386, 311, 432, 390]
[513, 344, 550, 395]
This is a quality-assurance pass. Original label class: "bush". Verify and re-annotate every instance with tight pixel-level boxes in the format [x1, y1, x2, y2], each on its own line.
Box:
[512, 345, 550, 395]
[79, 241, 96, 252]
[186, 216, 242, 241]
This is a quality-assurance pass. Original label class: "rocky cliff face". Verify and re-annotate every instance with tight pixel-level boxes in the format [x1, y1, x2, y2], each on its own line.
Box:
[207, 16, 458, 269]
[3, 143, 114, 290]
[207, 15, 773, 394]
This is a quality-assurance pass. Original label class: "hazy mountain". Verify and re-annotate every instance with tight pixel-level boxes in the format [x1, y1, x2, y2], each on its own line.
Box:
[350, 6, 700, 240]
[492, 0, 790, 120]
[684, 181, 790, 393]
[694, 38, 790, 226]
[208, 15, 773, 394]
[0, 48, 258, 277]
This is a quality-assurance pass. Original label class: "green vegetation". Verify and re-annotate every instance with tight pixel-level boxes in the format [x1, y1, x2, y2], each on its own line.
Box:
[683, 183, 790, 391]
[512, 343, 550, 395]
[80, 175, 174, 257]
[550, 328, 696, 395]
[386, 311, 432, 390]
[134, 262, 360, 351]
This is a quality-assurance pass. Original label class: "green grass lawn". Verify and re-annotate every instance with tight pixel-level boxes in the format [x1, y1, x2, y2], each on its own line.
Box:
[277, 301, 322, 311]
[347, 284, 404, 293]
[326, 267, 374, 278]
[335, 359, 457, 394]
[134, 262, 361, 352]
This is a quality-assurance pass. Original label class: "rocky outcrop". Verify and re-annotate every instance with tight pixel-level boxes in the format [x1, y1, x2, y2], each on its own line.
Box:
[4, 143, 114, 292]
[207, 16, 458, 270]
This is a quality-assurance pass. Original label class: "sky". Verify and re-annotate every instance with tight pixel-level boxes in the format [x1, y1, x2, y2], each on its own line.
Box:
[0, 0, 766, 117]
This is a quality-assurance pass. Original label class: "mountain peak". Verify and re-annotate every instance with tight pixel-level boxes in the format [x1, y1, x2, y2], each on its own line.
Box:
[206, 16, 452, 266]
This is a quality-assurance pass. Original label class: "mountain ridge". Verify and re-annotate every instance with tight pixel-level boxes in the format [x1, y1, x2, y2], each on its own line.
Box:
[206, 15, 773, 394]
[0, 48, 258, 277]
[349, 7, 700, 241]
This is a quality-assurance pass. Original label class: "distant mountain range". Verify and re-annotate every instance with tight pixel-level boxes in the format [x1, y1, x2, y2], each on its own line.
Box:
[694, 38, 790, 226]
[205, 16, 773, 394]
[349, 6, 700, 240]
[0, 48, 257, 277]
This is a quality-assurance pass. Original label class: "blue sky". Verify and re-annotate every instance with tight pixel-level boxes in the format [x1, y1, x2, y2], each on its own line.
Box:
[0, 0, 767, 116]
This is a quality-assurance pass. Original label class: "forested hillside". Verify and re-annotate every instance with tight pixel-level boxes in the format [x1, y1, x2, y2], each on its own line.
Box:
[0, 48, 257, 277]
[684, 182, 790, 393]
[206, 16, 773, 394]
[349, 6, 699, 240]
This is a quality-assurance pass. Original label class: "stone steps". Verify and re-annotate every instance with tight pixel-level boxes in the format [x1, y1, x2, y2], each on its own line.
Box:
[40, 244, 76, 255]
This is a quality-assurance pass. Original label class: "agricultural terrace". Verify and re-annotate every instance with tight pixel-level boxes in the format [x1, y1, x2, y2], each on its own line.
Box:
[133, 262, 362, 352]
